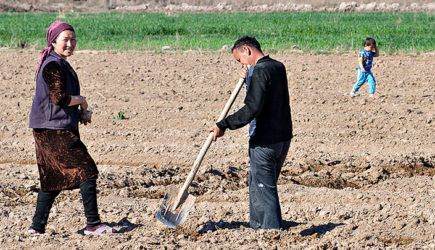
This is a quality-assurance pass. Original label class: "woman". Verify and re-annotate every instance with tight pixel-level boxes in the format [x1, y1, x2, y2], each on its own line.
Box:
[28, 20, 116, 235]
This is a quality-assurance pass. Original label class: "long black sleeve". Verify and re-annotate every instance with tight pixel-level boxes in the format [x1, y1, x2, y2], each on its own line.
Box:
[217, 68, 268, 130]
[216, 56, 293, 146]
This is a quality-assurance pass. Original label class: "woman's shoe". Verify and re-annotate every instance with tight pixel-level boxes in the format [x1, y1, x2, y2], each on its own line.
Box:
[84, 224, 118, 235]
[28, 228, 44, 234]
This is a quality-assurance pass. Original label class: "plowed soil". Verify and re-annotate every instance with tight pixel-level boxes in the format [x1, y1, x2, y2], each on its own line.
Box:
[0, 50, 434, 248]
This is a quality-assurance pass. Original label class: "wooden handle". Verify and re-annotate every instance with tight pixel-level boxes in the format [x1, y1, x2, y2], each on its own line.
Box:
[217, 77, 246, 121]
[174, 77, 246, 206]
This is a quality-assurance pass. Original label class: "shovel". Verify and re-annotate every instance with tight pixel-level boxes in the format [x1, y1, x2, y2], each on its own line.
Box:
[155, 77, 246, 229]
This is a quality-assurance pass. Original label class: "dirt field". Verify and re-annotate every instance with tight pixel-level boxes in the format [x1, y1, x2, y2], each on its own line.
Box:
[0, 50, 434, 248]
[1, 0, 435, 12]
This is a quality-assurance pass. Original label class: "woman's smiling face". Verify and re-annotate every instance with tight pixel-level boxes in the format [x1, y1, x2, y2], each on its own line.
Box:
[52, 30, 76, 59]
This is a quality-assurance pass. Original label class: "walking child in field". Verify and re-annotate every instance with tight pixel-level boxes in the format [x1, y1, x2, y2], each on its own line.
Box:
[350, 37, 379, 98]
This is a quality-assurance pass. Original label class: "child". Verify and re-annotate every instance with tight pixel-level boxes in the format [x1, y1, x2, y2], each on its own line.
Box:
[350, 37, 379, 98]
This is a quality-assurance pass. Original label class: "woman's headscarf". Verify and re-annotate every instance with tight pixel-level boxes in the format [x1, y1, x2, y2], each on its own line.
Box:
[36, 20, 75, 74]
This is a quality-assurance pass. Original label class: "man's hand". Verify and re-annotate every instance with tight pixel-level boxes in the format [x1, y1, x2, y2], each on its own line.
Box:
[210, 125, 225, 141]
[239, 64, 248, 79]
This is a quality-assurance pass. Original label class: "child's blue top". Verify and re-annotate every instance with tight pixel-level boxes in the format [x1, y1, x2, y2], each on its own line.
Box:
[358, 48, 376, 71]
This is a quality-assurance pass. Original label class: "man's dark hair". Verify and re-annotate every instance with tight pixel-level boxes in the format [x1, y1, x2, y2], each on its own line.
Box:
[232, 36, 263, 53]
[364, 37, 376, 47]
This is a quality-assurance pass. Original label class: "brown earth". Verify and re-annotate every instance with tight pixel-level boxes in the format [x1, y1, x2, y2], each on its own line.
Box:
[1, 0, 434, 12]
[0, 50, 434, 248]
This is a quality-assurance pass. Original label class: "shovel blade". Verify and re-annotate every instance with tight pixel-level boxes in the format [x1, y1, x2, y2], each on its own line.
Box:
[155, 186, 196, 229]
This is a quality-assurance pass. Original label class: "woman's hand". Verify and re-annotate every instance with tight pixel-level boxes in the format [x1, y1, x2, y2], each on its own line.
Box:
[78, 97, 90, 125]
[79, 96, 88, 114]
[69, 96, 90, 125]
[80, 109, 92, 125]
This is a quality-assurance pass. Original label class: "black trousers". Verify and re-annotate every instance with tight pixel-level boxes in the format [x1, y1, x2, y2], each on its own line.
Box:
[31, 178, 101, 232]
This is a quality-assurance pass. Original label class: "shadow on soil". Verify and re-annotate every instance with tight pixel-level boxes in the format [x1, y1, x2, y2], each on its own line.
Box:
[110, 217, 143, 233]
[300, 222, 345, 237]
[199, 219, 303, 233]
[77, 217, 142, 235]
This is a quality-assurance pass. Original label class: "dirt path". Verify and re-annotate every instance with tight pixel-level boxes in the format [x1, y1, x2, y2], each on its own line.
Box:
[0, 51, 434, 248]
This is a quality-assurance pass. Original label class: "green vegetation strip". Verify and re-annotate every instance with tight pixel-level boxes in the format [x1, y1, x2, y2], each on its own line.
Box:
[0, 12, 433, 52]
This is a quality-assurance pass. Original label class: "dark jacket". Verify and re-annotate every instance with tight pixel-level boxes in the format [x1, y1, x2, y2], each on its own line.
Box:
[29, 51, 80, 130]
[217, 56, 293, 145]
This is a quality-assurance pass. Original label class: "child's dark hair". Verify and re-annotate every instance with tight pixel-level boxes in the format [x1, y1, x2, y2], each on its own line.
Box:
[364, 37, 376, 46]
[232, 36, 263, 53]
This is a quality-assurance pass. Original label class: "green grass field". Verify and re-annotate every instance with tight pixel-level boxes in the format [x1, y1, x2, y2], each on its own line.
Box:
[0, 12, 433, 53]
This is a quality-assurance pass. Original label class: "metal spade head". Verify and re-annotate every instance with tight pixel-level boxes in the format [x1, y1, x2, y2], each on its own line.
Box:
[155, 186, 196, 229]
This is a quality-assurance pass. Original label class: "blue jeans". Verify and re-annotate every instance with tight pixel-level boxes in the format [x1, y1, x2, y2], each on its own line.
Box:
[353, 69, 376, 94]
[248, 140, 291, 229]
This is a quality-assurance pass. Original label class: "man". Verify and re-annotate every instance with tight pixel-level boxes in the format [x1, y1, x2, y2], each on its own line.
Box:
[210, 36, 293, 229]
